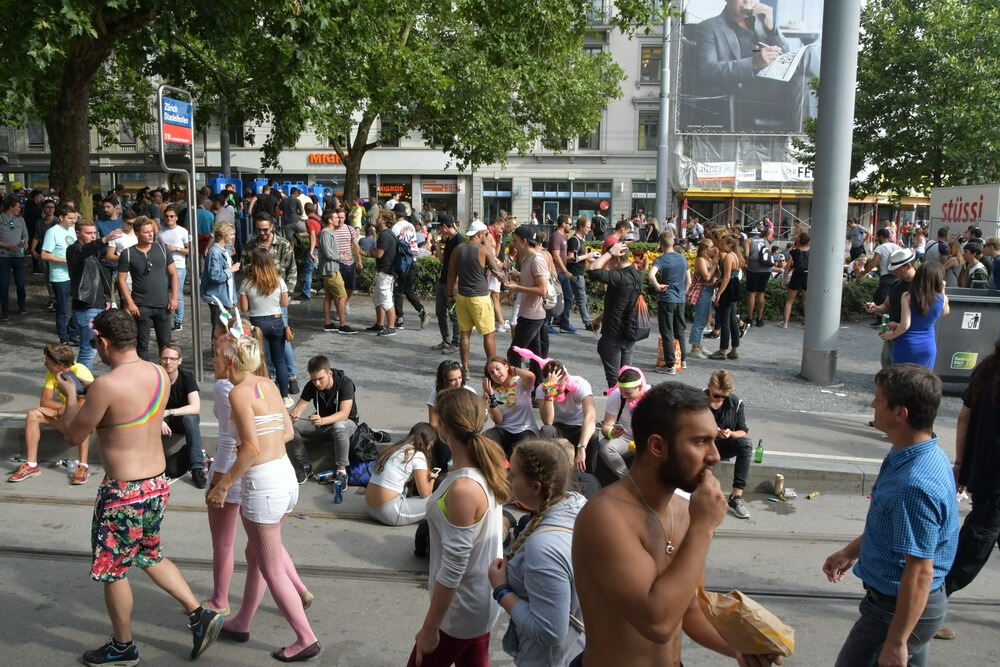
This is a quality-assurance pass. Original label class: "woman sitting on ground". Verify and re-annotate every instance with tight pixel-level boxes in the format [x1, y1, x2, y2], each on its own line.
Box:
[427, 360, 477, 431]
[489, 439, 586, 667]
[366, 423, 440, 526]
[597, 367, 651, 479]
[482, 356, 538, 458]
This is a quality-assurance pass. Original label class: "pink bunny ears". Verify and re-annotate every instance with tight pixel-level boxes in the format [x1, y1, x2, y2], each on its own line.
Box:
[512, 346, 581, 400]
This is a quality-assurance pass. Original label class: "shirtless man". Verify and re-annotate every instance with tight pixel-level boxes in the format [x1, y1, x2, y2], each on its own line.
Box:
[57, 308, 222, 666]
[572, 382, 784, 667]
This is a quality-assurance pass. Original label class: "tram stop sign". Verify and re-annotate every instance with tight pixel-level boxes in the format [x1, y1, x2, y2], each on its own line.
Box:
[161, 97, 193, 145]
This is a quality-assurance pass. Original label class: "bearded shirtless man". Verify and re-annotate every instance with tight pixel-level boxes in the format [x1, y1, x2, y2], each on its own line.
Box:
[58, 308, 222, 666]
[572, 382, 784, 667]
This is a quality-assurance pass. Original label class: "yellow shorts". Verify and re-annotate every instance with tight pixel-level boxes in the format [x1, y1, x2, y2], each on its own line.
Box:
[455, 294, 495, 335]
[323, 272, 347, 300]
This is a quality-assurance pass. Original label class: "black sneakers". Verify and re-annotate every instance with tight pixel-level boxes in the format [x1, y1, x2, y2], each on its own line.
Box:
[82, 637, 139, 666]
[191, 469, 207, 490]
[728, 494, 750, 520]
[188, 607, 223, 659]
[419, 310, 429, 329]
[288, 378, 300, 395]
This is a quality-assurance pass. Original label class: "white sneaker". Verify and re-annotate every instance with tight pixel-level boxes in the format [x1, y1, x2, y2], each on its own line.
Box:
[345, 303, 351, 314]
[284, 396, 295, 410]
[496, 321, 510, 333]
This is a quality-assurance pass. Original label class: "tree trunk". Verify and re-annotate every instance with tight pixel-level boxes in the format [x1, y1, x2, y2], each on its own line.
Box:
[343, 152, 364, 203]
[46, 54, 103, 211]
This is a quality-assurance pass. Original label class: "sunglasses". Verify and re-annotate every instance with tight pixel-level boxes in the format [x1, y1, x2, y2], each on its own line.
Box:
[709, 391, 729, 400]
[143, 259, 153, 276]
[256, 227, 271, 235]
[159, 356, 181, 362]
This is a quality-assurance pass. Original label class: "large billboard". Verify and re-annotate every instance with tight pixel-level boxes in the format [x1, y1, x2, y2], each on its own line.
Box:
[677, 0, 823, 135]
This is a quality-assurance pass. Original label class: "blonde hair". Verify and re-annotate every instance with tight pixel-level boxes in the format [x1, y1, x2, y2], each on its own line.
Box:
[43, 343, 76, 367]
[709, 368, 734, 393]
[507, 439, 572, 556]
[435, 387, 510, 503]
[218, 329, 267, 375]
[212, 221, 235, 241]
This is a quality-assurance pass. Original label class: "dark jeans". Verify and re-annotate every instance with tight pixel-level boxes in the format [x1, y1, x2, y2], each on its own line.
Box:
[717, 300, 740, 350]
[540, 423, 599, 472]
[658, 301, 687, 366]
[52, 280, 71, 343]
[507, 316, 545, 384]
[945, 491, 1000, 596]
[0, 256, 27, 315]
[835, 585, 946, 667]
[164, 414, 205, 471]
[555, 273, 573, 327]
[393, 265, 424, 320]
[715, 436, 752, 490]
[135, 305, 172, 360]
[483, 426, 536, 459]
[250, 315, 289, 397]
[434, 282, 458, 345]
[597, 335, 635, 389]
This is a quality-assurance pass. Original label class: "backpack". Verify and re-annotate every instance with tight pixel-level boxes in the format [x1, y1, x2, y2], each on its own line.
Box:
[754, 238, 774, 268]
[543, 257, 562, 311]
[348, 422, 380, 464]
[391, 231, 415, 276]
[347, 460, 376, 486]
[78, 253, 110, 308]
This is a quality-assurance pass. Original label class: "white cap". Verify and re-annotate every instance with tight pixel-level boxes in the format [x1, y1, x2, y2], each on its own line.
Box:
[468, 220, 488, 234]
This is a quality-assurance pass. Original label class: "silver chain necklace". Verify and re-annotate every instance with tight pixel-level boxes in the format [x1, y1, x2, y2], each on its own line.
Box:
[625, 473, 675, 555]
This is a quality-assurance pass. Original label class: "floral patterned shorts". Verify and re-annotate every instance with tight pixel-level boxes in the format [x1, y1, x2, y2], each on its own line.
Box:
[90, 474, 170, 582]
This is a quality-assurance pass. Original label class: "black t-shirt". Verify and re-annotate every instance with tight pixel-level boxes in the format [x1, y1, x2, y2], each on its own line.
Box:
[587, 265, 643, 340]
[790, 248, 809, 274]
[438, 233, 466, 285]
[280, 196, 303, 223]
[255, 193, 277, 218]
[375, 228, 397, 274]
[118, 242, 174, 308]
[166, 367, 198, 410]
[887, 278, 911, 323]
[300, 370, 359, 423]
[959, 377, 1000, 495]
[706, 390, 748, 434]
[567, 235, 588, 276]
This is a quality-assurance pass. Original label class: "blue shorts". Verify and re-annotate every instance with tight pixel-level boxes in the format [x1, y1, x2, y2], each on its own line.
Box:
[339, 263, 357, 290]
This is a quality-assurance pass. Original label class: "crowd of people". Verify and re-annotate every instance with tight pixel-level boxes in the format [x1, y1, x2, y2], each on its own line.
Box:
[0, 182, 996, 666]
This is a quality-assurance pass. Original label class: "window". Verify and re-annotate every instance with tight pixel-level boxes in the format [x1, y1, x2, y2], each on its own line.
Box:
[118, 121, 136, 148]
[227, 118, 245, 148]
[578, 122, 600, 150]
[379, 120, 401, 147]
[542, 132, 571, 151]
[27, 123, 45, 150]
[583, 45, 603, 57]
[638, 112, 658, 151]
[632, 181, 656, 217]
[640, 46, 662, 83]
[587, 0, 607, 23]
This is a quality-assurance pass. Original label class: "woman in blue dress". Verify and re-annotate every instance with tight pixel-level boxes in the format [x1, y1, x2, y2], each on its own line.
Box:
[884, 263, 949, 368]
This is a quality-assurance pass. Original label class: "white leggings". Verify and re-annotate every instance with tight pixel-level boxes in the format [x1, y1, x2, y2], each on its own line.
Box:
[366, 493, 428, 526]
[240, 455, 299, 524]
[599, 436, 631, 478]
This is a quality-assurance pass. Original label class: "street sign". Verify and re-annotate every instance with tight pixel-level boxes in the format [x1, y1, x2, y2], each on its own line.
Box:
[161, 97, 193, 145]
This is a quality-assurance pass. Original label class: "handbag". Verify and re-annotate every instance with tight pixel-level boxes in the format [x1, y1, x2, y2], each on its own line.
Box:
[284, 325, 295, 342]
[686, 272, 705, 305]
[625, 293, 651, 342]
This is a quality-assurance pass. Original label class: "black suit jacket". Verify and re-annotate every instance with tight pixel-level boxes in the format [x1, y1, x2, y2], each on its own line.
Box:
[694, 10, 789, 96]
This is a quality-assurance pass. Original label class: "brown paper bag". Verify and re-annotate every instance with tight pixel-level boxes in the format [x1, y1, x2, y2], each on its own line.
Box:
[697, 587, 795, 657]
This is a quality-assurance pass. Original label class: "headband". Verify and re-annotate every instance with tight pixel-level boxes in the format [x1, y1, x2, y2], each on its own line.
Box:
[605, 365, 651, 410]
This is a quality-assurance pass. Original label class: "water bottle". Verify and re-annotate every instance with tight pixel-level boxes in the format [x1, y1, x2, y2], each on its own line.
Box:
[754, 439, 764, 464]
[333, 480, 344, 504]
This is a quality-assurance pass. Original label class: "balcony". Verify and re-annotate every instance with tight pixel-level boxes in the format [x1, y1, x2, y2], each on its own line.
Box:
[587, 0, 612, 31]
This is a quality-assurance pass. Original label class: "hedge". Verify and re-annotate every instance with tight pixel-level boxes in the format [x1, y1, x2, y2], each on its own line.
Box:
[344, 255, 878, 322]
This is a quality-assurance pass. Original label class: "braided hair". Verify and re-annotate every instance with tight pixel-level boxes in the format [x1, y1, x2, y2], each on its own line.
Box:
[506, 439, 572, 557]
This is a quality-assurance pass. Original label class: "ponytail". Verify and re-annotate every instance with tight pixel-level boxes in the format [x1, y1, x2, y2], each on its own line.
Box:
[436, 387, 510, 503]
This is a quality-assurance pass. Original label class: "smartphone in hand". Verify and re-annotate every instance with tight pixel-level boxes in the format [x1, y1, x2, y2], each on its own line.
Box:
[60, 371, 87, 396]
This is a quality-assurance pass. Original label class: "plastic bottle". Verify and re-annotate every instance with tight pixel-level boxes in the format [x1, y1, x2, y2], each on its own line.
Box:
[333, 480, 344, 504]
[880, 314, 890, 335]
[754, 439, 764, 464]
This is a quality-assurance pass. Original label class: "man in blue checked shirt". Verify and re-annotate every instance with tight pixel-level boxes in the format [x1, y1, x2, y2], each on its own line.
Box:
[823, 364, 958, 667]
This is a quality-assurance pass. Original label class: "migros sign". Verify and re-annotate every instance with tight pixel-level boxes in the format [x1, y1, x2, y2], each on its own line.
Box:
[308, 152, 345, 165]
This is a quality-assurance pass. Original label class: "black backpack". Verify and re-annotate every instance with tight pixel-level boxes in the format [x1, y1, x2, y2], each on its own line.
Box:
[348, 422, 380, 464]
[754, 238, 774, 268]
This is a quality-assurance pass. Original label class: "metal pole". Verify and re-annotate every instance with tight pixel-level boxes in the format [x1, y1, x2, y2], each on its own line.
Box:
[157, 84, 204, 381]
[801, 0, 862, 385]
[654, 10, 671, 230]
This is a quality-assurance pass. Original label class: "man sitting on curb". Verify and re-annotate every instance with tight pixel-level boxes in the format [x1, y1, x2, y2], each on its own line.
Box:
[159, 344, 206, 489]
[705, 369, 753, 519]
[8, 343, 93, 484]
[288, 355, 360, 488]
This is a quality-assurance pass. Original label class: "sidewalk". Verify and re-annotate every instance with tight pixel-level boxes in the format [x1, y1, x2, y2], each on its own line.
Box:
[0, 273, 965, 495]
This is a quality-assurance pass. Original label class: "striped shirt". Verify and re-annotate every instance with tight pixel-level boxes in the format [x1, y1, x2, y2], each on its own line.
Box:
[332, 224, 359, 265]
[854, 436, 958, 596]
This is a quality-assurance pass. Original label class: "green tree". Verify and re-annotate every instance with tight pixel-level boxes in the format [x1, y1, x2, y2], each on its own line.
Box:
[794, 0, 1000, 198]
[273, 0, 666, 201]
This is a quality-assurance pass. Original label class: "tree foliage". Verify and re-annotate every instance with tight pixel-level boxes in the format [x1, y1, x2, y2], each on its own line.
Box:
[794, 0, 1000, 199]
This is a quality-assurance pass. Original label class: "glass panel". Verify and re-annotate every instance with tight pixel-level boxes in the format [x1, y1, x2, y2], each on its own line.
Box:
[640, 46, 662, 83]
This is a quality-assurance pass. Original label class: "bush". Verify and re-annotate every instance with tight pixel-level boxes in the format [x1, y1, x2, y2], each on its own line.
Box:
[357, 256, 441, 298]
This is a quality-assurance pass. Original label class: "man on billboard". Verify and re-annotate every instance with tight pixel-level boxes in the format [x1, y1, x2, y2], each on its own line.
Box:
[688, 0, 818, 133]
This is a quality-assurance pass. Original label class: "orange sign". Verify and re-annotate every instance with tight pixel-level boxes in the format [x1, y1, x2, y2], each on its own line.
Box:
[308, 152, 344, 164]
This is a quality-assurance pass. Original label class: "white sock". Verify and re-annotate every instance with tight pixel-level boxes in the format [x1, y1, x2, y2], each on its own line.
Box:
[26, 461, 37, 467]
[78, 462, 89, 468]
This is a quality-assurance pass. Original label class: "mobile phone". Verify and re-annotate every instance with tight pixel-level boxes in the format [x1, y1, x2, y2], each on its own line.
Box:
[431, 467, 442, 475]
[60, 371, 87, 396]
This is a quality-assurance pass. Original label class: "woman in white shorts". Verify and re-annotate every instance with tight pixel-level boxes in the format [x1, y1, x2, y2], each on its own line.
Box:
[206, 334, 320, 662]
[598, 366, 650, 479]
[205, 324, 312, 618]
[365, 423, 439, 526]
